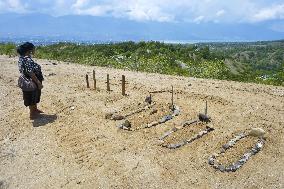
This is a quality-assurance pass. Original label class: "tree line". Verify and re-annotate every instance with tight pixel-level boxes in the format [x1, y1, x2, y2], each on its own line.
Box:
[0, 40, 283, 86]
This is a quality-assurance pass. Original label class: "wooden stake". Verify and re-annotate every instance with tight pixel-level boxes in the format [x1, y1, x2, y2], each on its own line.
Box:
[86, 74, 90, 88]
[107, 74, 110, 91]
[93, 70, 96, 90]
[122, 75, 126, 96]
[205, 101, 208, 115]
[171, 85, 174, 109]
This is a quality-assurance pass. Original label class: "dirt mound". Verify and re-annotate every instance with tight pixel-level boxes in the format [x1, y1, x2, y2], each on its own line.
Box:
[0, 55, 283, 188]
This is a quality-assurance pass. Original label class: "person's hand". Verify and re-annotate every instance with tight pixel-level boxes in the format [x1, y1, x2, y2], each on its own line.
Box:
[37, 82, 43, 89]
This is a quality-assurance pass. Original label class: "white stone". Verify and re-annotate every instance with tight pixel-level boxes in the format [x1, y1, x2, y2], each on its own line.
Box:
[249, 128, 265, 137]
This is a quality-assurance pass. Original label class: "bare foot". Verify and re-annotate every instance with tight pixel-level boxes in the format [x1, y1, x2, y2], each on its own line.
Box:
[30, 113, 39, 120]
[36, 109, 44, 114]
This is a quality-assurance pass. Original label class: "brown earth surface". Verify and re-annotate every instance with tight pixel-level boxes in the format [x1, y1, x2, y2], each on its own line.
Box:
[162, 122, 209, 145]
[215, 135, 259, 166]
[0, 55, 283, 189]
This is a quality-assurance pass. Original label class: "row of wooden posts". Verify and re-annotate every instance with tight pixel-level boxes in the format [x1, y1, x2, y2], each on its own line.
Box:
[85, 70, 126, 96]
[85, 70, 174, 108]
[85, 72, 209, 118]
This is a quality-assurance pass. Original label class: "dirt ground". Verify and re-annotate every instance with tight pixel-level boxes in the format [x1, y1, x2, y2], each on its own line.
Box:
[0, 55, 283, 189]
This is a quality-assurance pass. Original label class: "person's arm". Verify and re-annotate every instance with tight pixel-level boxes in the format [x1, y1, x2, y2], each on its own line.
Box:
[29, 72, 43, 89]
[24, 57, 43, 89]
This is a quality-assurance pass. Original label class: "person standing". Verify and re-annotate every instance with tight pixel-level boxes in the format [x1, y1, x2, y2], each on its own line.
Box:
[17, 42, 44, 119]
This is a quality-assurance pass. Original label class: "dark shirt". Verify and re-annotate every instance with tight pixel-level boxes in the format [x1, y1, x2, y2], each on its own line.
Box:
[18, 56, 44, 82]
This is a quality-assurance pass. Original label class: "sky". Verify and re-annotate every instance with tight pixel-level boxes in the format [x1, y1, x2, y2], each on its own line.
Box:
[0, 0, 284, 41]
[0, 0, 284, 24]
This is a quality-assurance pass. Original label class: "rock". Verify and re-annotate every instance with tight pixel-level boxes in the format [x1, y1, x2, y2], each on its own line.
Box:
[117, 120, 131, 130]
[218, 165, 225, 172]
[111, 114, 125, 120]
[206, 126, 214, 132]
[231, 167, 238, 172]
[222, 143, 230, 150]
[233, 162, 242, 170]
[167, 143, 182, 149]
[159, 115, 173, 123]
[198, 113, 210, 122]
[169, 104, 175, 111]
[150, 109, 158, 115]
[122, 120, 131, 128]
[172, 127, 178, 132]
[105, 113, 113, 119]
[225, 165, 235, 172]
[213, 164, 219, 169]
[208, 156, 215, 165]
[249, 128, 265, 137]
[253, 140, 264, 153]
[145, 96, 152, 104]
[48, 73, 56, 76]
[172, 106, 180, 116]
[239, 153, 250, 163]
[147, 121, 159, 128]
[251, 147, 259, 154]
[233, 133, 246, 142]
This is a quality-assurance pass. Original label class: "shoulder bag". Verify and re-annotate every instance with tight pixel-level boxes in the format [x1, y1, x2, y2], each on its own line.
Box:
[18, 74, 37, 91]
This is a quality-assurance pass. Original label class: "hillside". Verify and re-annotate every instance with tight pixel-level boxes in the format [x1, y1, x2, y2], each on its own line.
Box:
[0, 55, 283, 188]
[0, 41, 283, 86]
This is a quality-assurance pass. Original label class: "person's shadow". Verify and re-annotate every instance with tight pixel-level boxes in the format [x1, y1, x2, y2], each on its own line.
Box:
[32, 114, 57, 127]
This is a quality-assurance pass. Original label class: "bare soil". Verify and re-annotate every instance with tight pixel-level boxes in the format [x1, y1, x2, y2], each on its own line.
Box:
[0, 55, 284, 189]
[125, 103, 171, 129]
[216, 135, 259, 166]
[163, 122, 208, 145]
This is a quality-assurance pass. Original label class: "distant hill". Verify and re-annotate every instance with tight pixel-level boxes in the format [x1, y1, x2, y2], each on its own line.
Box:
[1, 41, 282, 86]
[0, 13, 284, 42]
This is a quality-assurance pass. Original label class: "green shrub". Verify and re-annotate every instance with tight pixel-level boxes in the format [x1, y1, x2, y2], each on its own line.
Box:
[0, 41, 283, 86]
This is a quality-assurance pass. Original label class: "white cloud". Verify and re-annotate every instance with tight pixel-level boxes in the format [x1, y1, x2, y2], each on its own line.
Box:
[216, 9, 225, 17]
[121, 1, 174, 22]
[72, 0, 89, 9]
[0, 0, 26, 13]
[7, 0, 21, 8]
[70, 0, 175, 22]
[0, 0, 284, 23]
[193, 16, 204, 23]
[251, 4, 284, 22]
[74, 5, 111, 16]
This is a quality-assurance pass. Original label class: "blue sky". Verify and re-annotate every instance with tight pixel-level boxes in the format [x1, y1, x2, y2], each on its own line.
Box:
[0, 0, 284, 41]
[0, 0, 284, 24]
